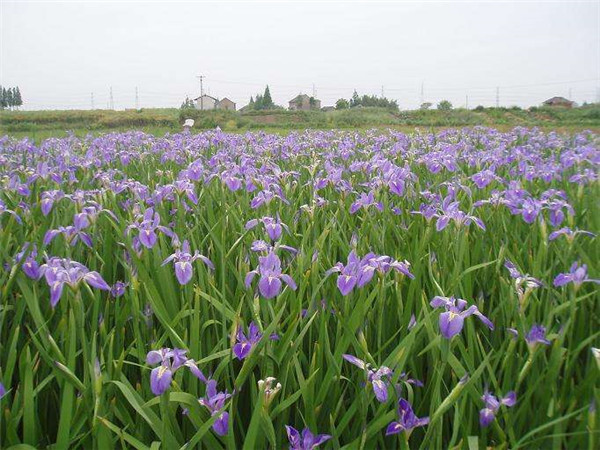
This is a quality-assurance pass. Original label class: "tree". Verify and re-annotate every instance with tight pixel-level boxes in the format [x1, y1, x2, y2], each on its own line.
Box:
[350, 90, 360, 108]
[420, 102, 432, 110]
[437, 100, 453, 111]
[0, 86, 4, 109]
[6, 88, 14, 109]
[180, 96, 195, 109]
[262, 85, 274, 109]
[255, 94, 263, 110]
[15, 87, 23, 108]
[335, 98, 349, 110]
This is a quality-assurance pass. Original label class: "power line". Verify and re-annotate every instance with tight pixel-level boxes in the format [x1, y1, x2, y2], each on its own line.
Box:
[196, 75, 205, 109]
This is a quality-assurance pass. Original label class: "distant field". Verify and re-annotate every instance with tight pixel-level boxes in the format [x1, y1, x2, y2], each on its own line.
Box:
[1, 105, 599, 141]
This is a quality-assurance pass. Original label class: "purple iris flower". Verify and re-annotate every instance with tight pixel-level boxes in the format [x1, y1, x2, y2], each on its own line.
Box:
[19, 245, 41, 279]
[519, 198, 542, 224]
[285, 425, 331, 450]
[146, 348, 206, 396]
[369, 255, 415, 279]
[0, 199, 22, 224]
[249, 239, 297, 255]
[408, 314, 417, 330]
[250, 188, 289, 209]
[39, 257, 111, 307]
[504, 260, 543, 300]
[342, 354, 393, 403]
[39, 190, 65, 216]
[172, 179, 198, 204]
[411, 203, 438, 221]
[548, 227, 595, 242]
[434, 197, 486, 231]
[245, 215, 289, 241]
[233, 322, 262, 360]
[385, 398, 429, 436]
[525, 325, 551, 348]
[127, 208, 174, 249]
[110, 281, 129, 298]
[350, 191, 383, 214]
[245, 252, 297, 299]
[327, 251, 413, 296]
[479, 391, 516, 427]
[43, 214, 93, 248]
[0, 381, 6, 399]
[471, 169, 501, 189]
[162, 240, 213, 285]
[430, 296, 494, 339]
[199, 379, 231, 436]
[545, 199, 574, 228]
[327, 251, 376, 296]
[553, 262, 599, 288]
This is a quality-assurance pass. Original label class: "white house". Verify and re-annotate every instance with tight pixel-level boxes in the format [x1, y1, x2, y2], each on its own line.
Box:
[194, 94, 218, 110]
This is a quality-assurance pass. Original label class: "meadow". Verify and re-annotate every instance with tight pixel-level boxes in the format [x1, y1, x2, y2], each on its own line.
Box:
[0, 126, 598, 449]
[1, 104, 599, 141]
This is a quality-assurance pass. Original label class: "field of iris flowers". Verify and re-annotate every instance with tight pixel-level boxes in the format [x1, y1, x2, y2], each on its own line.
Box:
[0, 127, 598, 449]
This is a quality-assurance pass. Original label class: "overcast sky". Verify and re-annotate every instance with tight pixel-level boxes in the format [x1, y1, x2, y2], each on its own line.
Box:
[1, 0, 599, 110]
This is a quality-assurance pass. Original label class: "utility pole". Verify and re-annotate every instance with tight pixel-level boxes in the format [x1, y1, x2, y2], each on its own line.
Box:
[495, 86, 499, 108]
[110, 86, 114, 110]
[312, 83, 316, 98]
[420, 82, 424, 105]
[381, 85, 384, 98]
[135, 86, 139, 109]
[465, 94, 469, 109]
[91, 92, 94, 110]
[196, 75, 205, 110]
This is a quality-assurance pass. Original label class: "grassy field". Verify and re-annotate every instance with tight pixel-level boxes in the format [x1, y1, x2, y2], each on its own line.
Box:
[0, 127, 598, 449]
[1, 105, 599, 141]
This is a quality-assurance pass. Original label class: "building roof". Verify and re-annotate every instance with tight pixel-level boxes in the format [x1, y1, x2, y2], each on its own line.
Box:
[543, 96, 574, 105]
[217, 97, 235, 105]
[193, 94, 218, 102]
[289, 94, 311, 104]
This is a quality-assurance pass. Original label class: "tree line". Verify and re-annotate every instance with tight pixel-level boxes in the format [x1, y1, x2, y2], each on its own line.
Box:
[246, 85, 282, 111]
[335, 90, 399, 110]
[1, 86, 23, 110]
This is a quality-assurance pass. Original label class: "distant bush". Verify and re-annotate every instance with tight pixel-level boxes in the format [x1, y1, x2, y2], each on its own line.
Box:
[474, 105, 485, 112]
[437, 100, 453, 111]
[335, 99, 349, 110]
[420, 102, 432, 110]
[337, 90, 399, 111]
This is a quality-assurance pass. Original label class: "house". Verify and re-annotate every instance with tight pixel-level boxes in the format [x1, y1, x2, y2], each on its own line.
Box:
[542, 97, 575, 108]
[289, 94, 321, 111]
[216, 98, 236, 111]
[194, 94, 218, 110]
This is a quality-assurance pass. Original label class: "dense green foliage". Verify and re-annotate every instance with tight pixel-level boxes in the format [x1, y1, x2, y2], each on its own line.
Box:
[1, 105, 599, 140]
[0, 127, 598, 449]
[334, 90, 399, 111]
[244, 86, 279, 111]
[0, 86, 23, 110]
[437, 100, 453, 111]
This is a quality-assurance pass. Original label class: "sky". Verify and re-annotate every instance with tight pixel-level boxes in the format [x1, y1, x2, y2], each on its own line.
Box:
[1, 0, 599, 110]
